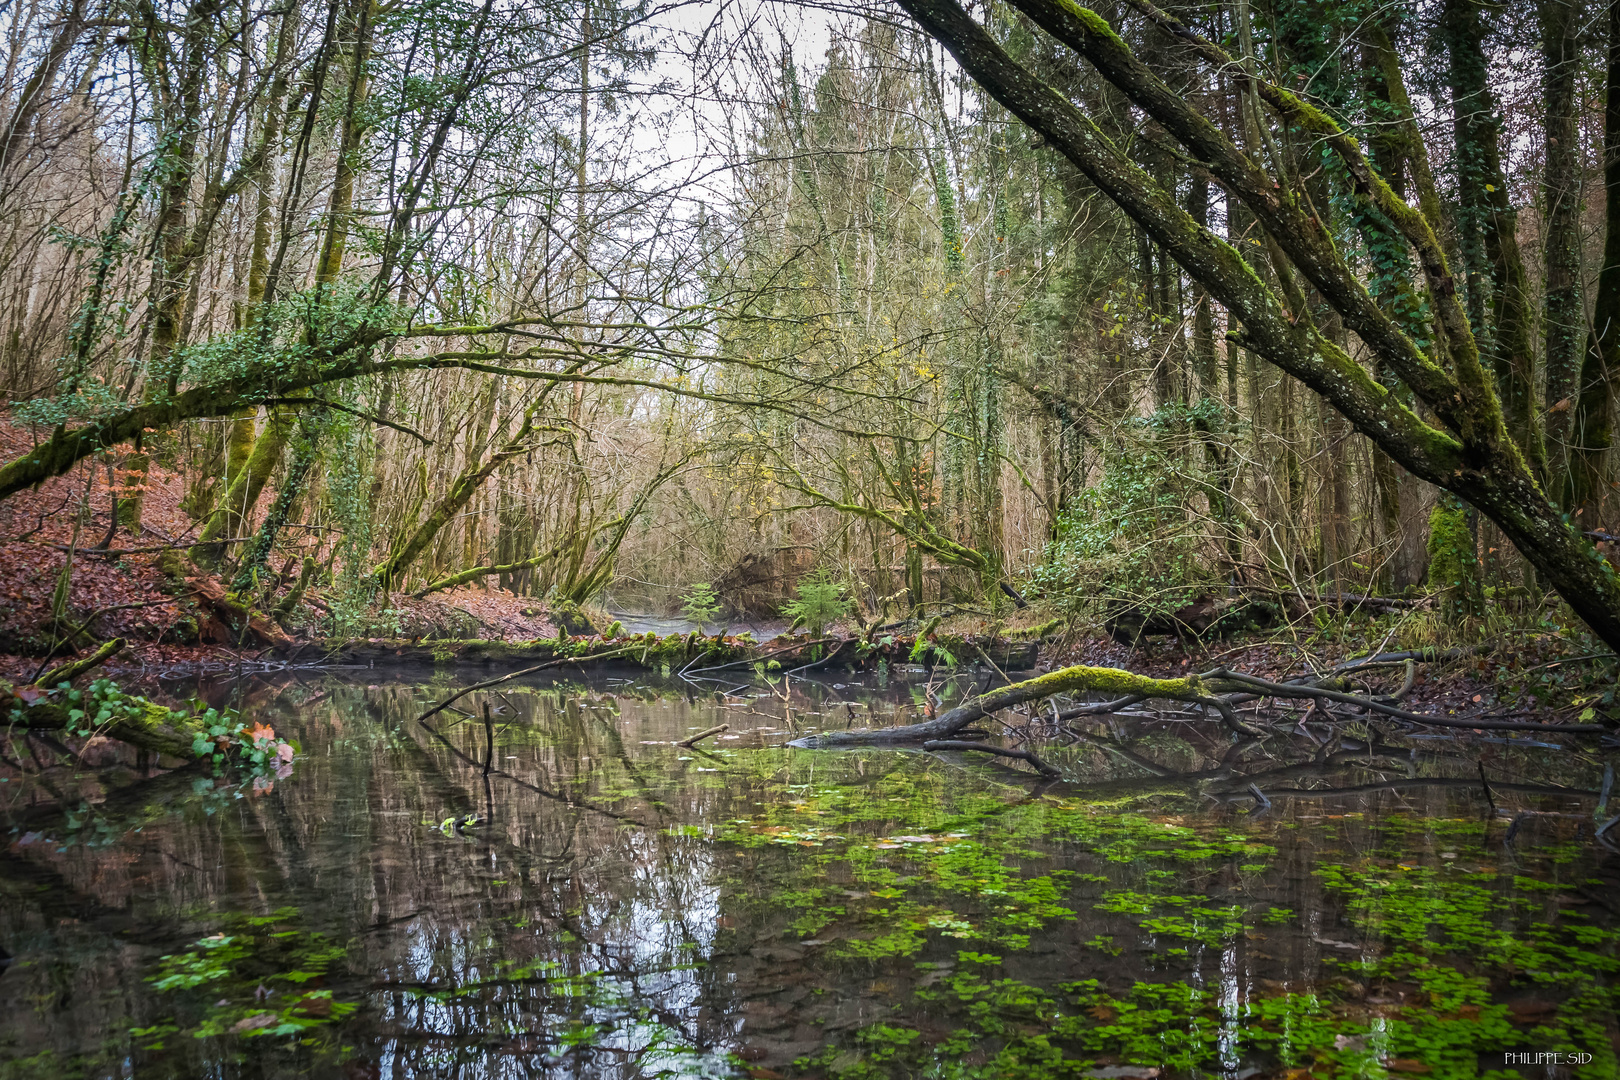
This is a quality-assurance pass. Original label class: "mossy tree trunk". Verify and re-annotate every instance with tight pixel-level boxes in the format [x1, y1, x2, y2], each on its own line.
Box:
[1443, 0, 1542, 476]
[1541, 0, 1584, 500]
[1573, 0, 1620, 517]
[891, 0, 1620, 653]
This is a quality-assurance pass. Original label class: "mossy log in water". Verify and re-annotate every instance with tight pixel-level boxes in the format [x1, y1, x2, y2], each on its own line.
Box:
[304, 633, 1038, 673]
[6, 691, 209, 760]
[789, 664, 1209, 747]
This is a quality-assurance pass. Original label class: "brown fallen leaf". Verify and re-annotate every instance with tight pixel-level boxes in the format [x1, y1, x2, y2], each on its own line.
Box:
[230, 1013, 278, 1033]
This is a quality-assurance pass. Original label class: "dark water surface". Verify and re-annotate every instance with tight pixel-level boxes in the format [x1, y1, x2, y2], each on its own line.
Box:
[1, 670, 1617, 1079]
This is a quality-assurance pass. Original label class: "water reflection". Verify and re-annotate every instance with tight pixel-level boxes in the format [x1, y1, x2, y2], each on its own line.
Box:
[1, 671, 1615, 1078]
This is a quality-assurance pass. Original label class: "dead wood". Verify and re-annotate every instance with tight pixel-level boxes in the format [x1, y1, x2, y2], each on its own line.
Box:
[788, 665, 1217, 747]
[787, 655, 1612, 753]
[1330, 643, 1495, 673]
[31, 637, 125, 687]
[1203, 667, 1610, 734]
[8, 693, 207, 760]
[676, 723, 728, 748]
[184, 576, 294, 649]
[413, 645, 639, 725]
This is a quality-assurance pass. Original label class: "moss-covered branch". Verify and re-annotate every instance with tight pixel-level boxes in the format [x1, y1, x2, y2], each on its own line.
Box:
[5, 679, 298, 765]
[31, 637, 126, 688]
[787, 664, 1220, 746]
[409, 539, 571, 598]
[6, 681, 211, 760]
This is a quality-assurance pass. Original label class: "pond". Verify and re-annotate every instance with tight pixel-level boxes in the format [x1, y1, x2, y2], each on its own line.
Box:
[1, 670, 1616, 1079]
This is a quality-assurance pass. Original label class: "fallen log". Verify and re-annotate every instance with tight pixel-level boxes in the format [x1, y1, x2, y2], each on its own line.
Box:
[8, 692, 208, 760]
[786, 657, 1615, 751]
[788, 666, 1225, 747]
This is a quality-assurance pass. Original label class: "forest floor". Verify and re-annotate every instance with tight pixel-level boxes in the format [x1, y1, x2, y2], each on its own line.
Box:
[0, 420, 559, 684]
[0, 419, 1607, 726]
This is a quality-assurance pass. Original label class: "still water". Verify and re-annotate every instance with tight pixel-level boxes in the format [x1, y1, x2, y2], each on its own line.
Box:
[1, 670, 1616, 1079]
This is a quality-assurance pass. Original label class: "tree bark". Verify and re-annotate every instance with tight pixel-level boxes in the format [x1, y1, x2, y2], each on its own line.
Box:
[1575, 0, 1620, 517]
[1541, 0, 1584, 499]
[1443, 0, 1542, 475]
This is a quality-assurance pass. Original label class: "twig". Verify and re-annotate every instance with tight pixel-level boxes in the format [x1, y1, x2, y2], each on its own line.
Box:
[414, 646, 636, 724]
[1478, 762, 1497, 814]
[973, 643, 1013, 688]
[676, 723, 727, 748]
[267, 396, 433, 444]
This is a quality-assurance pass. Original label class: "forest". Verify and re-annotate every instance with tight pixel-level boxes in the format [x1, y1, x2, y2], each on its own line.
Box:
[0, 0, 1618, 1076]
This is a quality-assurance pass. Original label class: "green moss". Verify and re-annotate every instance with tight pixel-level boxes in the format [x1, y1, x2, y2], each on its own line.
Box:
[1427, 499, 1483, 623]
[549, 600, 601, 636]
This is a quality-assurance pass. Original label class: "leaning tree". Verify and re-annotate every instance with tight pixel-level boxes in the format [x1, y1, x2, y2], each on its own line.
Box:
[888, 0, 1620, 651]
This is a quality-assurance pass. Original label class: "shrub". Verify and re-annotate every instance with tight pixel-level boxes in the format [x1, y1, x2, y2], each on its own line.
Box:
[1032, 406, 1227, 622]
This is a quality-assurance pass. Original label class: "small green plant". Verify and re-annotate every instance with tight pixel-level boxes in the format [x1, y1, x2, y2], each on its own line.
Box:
[5, 678, 295, 775]
[782, 571, 852, 639]
[679, 582, 722, 632]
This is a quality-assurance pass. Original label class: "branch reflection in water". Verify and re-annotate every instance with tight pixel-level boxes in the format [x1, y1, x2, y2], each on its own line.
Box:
[0, 668, 1615, 1078]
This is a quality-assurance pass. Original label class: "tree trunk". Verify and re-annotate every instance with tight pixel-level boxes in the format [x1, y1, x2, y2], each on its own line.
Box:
[1443, 0, 1543, 476]
[120, 0, 227, 534]
[1541, 0, 1584, 500]
[375, 403, 538, 590]
[892, 0, 1620, 653]
[1575, 0, 1620, 518]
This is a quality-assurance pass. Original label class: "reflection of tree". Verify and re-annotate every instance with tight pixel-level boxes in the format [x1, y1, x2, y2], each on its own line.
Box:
[1, 678, 1611, 1076]
[0, 678, 813, 1076]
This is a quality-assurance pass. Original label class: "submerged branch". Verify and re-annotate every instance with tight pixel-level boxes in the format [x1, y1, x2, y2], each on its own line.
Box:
[414, 646, 639, 724]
